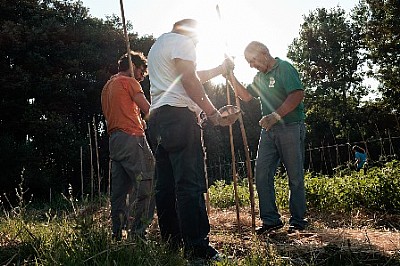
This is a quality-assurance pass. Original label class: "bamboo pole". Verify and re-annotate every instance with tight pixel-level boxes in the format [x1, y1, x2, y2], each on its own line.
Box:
[387, 129, 395, 157]
[119, 0, 134, 77]
[201, 128, 212, 215]
[232, 91, 256, 234]
[226, 77, 241, 233]
[93, 116, 101, 202]
[216, 4, 241, 232]
[357, 123, 370, 159]
[375, 123, 386, 158]
[80, 146, 84, 200]
[108, 159, 111, 198]
[308, 143, 313, 170]
[88, 122, 94, 202]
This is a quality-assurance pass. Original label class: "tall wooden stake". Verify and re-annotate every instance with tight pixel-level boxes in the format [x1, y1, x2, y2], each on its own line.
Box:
[93, 116, 101, 203]
[108, 159, 111, 198]
[201, 128, 211, 215]
[80, 146, 84, 200]
[119, 0, 134, 77]
[88, 122, 94, 202]
[217, 4, 241, 233]
[233, 92, 256, 234]
[226, 78, 241, 233]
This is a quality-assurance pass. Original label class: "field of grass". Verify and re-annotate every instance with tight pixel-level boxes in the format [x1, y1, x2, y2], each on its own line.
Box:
[1, 161, 400, 265]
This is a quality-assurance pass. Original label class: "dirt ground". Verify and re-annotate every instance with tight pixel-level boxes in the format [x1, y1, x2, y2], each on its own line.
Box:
[204, 207, 400, 265]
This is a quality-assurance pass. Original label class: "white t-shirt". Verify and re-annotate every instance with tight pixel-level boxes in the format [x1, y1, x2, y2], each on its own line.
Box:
[148, 32, 202, 115]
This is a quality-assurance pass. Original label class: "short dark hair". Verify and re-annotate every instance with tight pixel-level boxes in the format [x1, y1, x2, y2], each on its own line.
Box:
[118, 51, 147, 72]
[352, 145, 365, 153]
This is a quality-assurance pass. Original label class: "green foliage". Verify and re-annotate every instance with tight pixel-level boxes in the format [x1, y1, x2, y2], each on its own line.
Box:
[1, 0, 399, 217]
[241, 241, 285, 266]
[209, 179, 252, 209]
[353, 0, 400, 110]
[0, 0, 156, 198]
[2, 162, 400, 265]
[209, 160, 400, 213]
[306, 160, 400, 212]
[288, 7, 367, 145]
[289, 7, 365, 100]
[0, 201, 185, 265]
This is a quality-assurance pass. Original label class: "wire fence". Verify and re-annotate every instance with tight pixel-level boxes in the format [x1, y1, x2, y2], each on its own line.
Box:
[206, 135, 400, 183]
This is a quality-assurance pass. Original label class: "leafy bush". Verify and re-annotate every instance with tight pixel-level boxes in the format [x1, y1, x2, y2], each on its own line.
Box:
[209, 179, 252, 209]
[209, 160, 400, 213]
[306, 160, 400, 212]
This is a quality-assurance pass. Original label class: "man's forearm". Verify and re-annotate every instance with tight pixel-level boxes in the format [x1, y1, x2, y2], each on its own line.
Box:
[197, 65, 224, 84]
[275, 90, 304, 118]
[181, 74, 217, 115]
[229, 74, 253, 102]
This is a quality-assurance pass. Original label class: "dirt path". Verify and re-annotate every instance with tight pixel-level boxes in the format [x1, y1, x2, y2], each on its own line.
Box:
[207, 207, 400, 264]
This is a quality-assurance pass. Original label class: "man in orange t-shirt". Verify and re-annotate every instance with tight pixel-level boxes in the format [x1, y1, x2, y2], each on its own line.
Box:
[101, 51, 155, 240]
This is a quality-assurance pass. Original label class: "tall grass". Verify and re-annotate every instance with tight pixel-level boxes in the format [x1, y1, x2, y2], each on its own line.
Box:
[1, 160, 400, 265]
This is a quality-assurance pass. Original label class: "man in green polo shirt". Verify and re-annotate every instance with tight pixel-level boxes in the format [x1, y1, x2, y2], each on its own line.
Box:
[227, 41, 307, 234]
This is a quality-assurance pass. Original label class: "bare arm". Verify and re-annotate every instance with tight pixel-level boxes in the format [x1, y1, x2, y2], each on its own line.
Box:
[227, 73, 254, 102]
[197, 65, 224, 84]
[275, 90, 304, 118]
[175, 58, 217, 116]
[197, 57, 234, 84]
[133, 93, 151, 117]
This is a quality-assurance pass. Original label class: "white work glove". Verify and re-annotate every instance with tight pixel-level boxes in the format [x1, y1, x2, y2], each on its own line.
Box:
[259, 112, 281, 130]
[221, 56, 235, 76]
[207, 111, 232, 127]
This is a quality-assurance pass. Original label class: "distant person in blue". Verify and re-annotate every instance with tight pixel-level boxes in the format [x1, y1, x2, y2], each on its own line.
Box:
[352, 145, 367, 172]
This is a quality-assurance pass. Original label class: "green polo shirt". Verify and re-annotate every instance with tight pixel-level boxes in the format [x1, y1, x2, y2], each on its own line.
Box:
[246, 58, 305, 124]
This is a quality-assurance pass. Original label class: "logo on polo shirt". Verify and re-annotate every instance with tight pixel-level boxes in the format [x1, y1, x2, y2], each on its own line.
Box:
[269, 77, 275, 88]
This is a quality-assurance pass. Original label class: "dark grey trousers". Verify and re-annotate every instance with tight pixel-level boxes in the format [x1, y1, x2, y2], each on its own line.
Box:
[147, 106, 211, 251]
[109, 131, 155, 237]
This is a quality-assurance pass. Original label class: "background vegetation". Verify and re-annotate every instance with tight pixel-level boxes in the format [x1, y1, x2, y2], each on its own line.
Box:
[2, 161, 400, 265]
[1, 0, 399, 205]
[2, 1, 399, 264]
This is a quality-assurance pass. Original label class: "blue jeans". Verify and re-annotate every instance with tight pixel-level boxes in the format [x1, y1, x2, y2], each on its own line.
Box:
[255, 121, 307, 227]
[147, 106, 211, 251]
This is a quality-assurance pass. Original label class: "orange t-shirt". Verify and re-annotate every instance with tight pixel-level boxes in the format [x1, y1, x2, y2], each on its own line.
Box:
[101, 74, 145, 136]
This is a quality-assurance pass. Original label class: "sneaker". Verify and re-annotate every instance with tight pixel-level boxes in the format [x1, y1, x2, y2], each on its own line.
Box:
[287, 224, 305, 234]
[185, 245, 223, 261]
[255, 221, 284, 235]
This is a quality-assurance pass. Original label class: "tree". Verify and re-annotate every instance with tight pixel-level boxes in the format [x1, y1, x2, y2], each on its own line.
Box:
[0, 0, 155, 199]
[287, 7, 367, 146]
[352, 0, 400, 110]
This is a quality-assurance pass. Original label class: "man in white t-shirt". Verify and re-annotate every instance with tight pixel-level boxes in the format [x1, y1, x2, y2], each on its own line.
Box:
[147, 19, 233, 261]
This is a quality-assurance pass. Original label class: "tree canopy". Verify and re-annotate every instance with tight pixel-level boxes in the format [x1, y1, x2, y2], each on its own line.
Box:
[287, 7, 366, 144]
[352, 0, 400, 110]
[0, 0, 155, 198]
